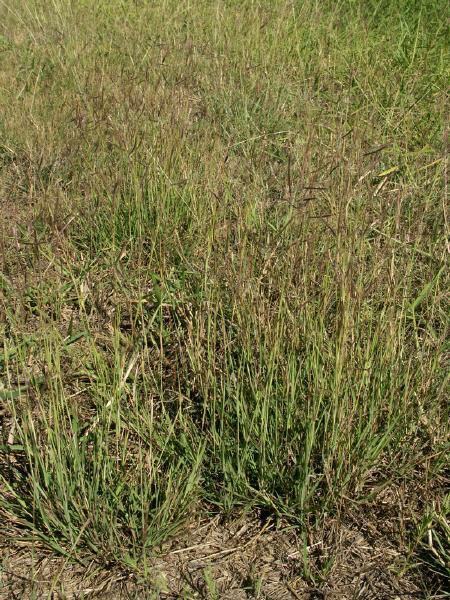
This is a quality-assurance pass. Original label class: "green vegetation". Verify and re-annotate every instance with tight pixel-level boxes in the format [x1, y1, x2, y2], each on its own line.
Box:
[0, 0, 448, 596]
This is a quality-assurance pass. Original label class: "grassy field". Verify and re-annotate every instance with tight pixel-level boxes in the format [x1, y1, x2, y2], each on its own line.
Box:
[0, 0, 448, 597]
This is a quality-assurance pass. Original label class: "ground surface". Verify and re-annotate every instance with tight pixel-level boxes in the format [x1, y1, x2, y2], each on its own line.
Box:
[0, 502, 435, 598]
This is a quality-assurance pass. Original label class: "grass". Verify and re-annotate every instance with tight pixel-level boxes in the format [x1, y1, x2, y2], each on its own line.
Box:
[0, 0, 448, 596]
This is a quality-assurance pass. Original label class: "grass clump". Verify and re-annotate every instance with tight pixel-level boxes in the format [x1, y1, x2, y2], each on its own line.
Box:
[0, 0, 448, 594]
